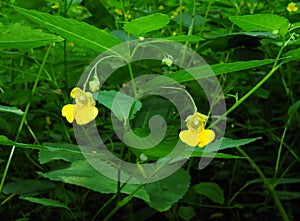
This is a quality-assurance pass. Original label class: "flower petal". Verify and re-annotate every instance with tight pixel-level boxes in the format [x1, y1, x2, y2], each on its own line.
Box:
[198, 129, 215, 147]
[70, 87, 82, 98]
[179, 129, 199, 146]
[75, 105, 98, 125]
[62, 104, 75, 123]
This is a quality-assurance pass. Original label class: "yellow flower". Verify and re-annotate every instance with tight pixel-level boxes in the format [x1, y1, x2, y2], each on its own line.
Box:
[179, 112, 215, 147]
[62, 87, 98, 125]
[287, 2, 298, 12]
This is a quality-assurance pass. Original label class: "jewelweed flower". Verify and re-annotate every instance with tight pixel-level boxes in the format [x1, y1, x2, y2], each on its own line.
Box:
[179, 112, 215, 147]
[287, 2, 298, 12]
[62, 87, 98, 125]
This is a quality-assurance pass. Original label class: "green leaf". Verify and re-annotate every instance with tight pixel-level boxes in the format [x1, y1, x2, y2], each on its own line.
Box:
[38, 143, 85, 164]
[0, 23, 63, 49]
[123, 13, 169, 37]
[3, 179, 56, 196]
[164, 35, 204, 42]
[39, 160, 150, 202]
[0, 104, 24, 115]
[0, 135, 83, 154]
[229, 14, 289, 36]
[193, 182, 224, 204]
[284, 48, 300, 61]
[276, 191, 300, 200]
[178, 206, 196, 221]
[288, 100, 300, 116]
[145, 168, 190, 211]
[186, 137, 260, 158]
[96, 90, 142, 121]
[14, 6, 121, 52]
[143, 59, 274, 90]
[19, 196, 70, 210]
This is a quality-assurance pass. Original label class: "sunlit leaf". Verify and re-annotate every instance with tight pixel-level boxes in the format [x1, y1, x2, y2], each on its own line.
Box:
[123, 13, 169, 37]
[0, 23, 63, 49]
[229, 14, 289, 36]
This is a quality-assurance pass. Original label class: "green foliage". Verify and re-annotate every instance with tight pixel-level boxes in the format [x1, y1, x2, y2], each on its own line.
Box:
[123, 13, 170, 37]
[193, 182, 225, 204]
[0, 23, 63, 49]
[0, 0, 300, 220]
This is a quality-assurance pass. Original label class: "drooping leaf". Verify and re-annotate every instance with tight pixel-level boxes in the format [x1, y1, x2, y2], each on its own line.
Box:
[0, 23, 63, 49]
[96, 90, 142, 121]
[145, 168, 190, 211]
[284, 48, 300, 61]
[193, 182, 224, 204]
[229, 14, 289, 36]
[39, 160, 150, 202]
[123, 13, 169, 37]
[19, 197, 70, 210]
[14, 6, 121, 52]
[3, 179, 56, 196]
[143, 59, 275, 90]
[0, 104, 24, 115]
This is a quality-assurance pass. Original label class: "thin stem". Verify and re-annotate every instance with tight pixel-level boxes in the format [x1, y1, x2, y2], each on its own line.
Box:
[127, 62, 138, 97]
[0, 44, 52, 194]
[199, 0, 213, 36]
[209, 63, 282, 129]
[273, 117, 291, 182]
[237, 147, 290, 221]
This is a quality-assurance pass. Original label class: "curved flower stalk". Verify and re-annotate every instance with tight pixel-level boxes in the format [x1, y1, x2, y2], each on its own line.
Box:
[179, 112, 215, 147]
[62, 87, 98, 125]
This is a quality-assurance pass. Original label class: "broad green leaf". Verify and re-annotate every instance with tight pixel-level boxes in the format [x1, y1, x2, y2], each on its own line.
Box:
[123, 13, 169, 37]
[145, 168, 190, 211]
[288, 100, 300, 116]
[38, 143, 85, 164]
[178, 206, 196, 221]
[14, 6, 121, 52]
[193, 182, 224, 204]
[164, 35, 204, 42]
[19, 197, 70, 210]
[205, 137, 260, 152]
[0, 104, 24, 115]
[0, 23, 63, 49]
[284, 48, 300, 61]
[3, 179, 56, 196]
[96, 90, 142, 121]
[229, 14, 289, 36]
[143, 59, 274, 90]
[39, 160, 150, 202]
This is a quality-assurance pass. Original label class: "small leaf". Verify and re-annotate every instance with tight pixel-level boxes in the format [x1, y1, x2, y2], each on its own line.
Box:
[178, 206, 196, 221]
[96, 90, 142, 121]
[193, 182, 224, 204]
[145, 168, 190, 211]
[0, 105, 24, 115]
[288, 100, 300, 116]
[123, 13, 169, 37]
[229, 14, 289, 36]
[0, 23, 63, 49]
[19, 197, 70, 210]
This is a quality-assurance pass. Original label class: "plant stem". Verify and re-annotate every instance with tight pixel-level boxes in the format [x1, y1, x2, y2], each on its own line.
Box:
[209, 63, 282, 129]
[236, 147, 290, 221]
[0, 44, 52, 194]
